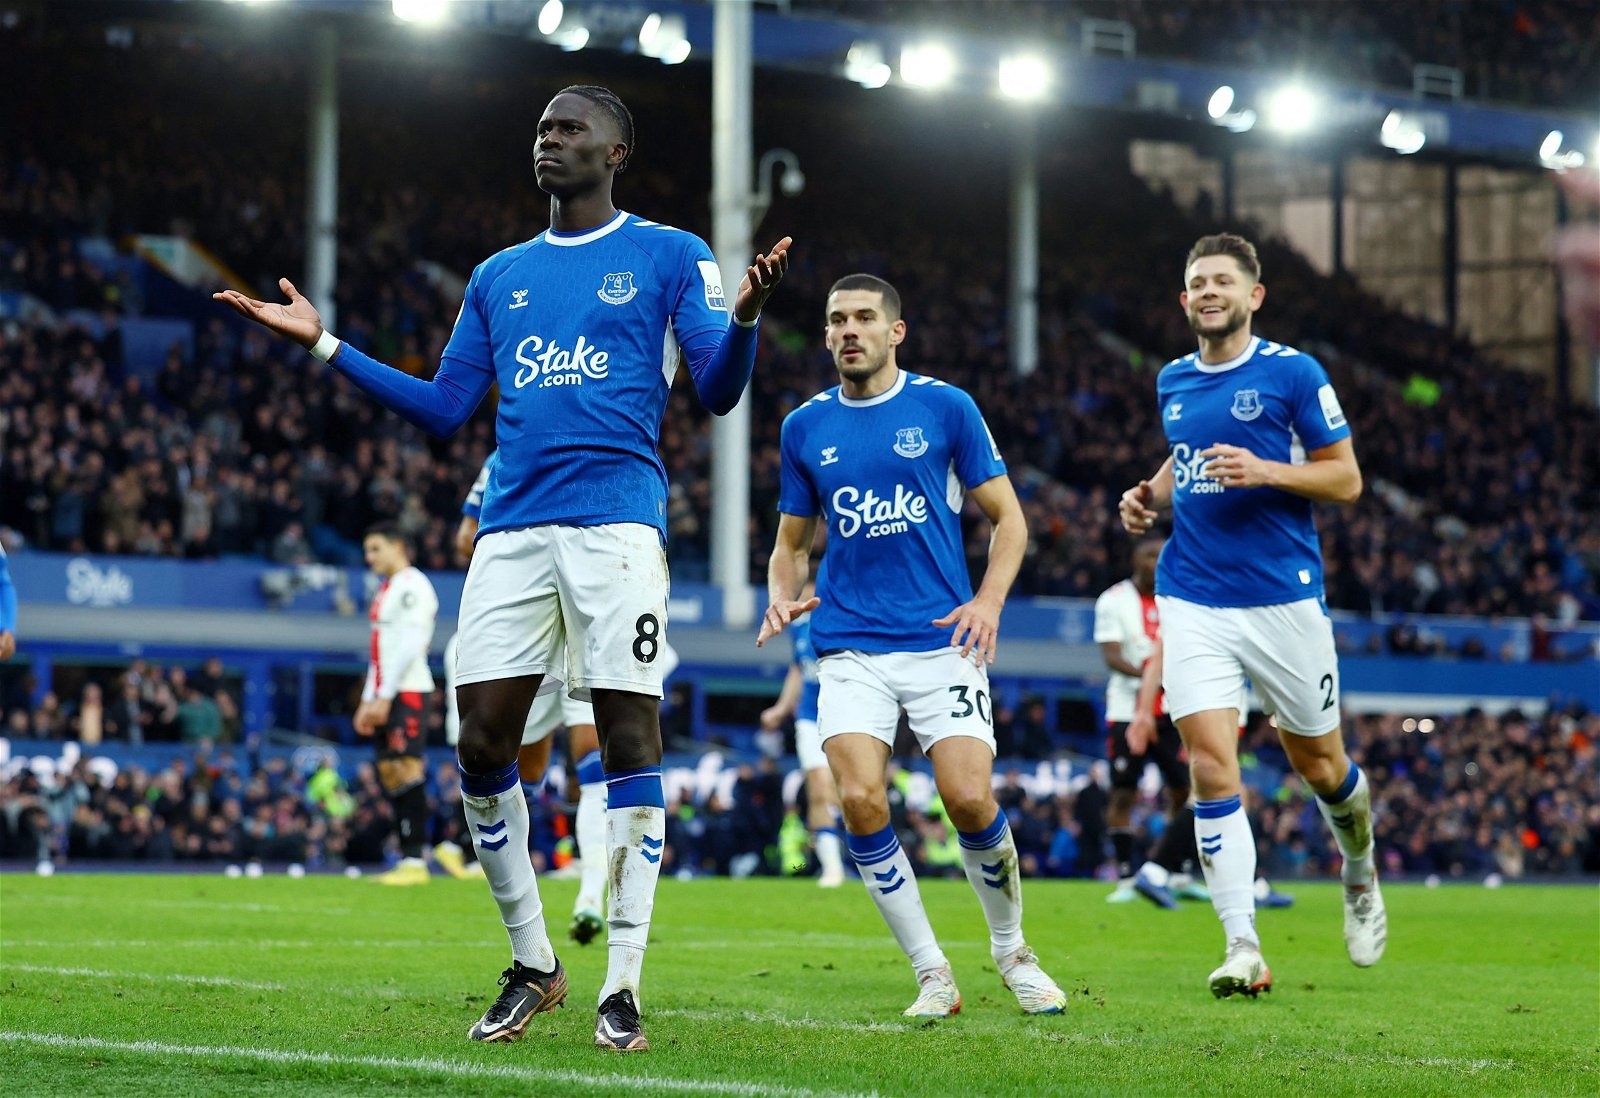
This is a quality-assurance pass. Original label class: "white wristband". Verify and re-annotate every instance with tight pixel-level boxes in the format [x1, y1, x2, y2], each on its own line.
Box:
[309, 329, 341, 362]
[733, 313, 759, 329]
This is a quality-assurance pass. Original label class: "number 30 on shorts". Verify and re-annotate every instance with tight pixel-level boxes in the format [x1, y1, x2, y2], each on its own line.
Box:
[633, 613, 661, 663]
[948, 684, 992, 724]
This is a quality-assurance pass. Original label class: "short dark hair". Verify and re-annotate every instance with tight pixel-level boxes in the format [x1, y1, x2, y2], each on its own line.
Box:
[1185, 233, 1260, 284]
[826, 273, 901, 320]
[363, 522, 405, 546]
[556, 84, 635, 173]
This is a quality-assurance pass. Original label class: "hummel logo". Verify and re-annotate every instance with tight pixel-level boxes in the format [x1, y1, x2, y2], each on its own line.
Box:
[820, 447, 839, 466]
[509, 288, 529, 310]
[980, 859, 1010, 890]
[1331, 812, 1354, 830]
[477, 818, 509, 852]
[874, 866, 906, 895]
[1167, 402, 1183, 421]
[641, 834, 664, 864]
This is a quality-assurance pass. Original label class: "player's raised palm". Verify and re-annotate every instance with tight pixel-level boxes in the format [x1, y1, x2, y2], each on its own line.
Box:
[733, 237, 793, 324]
[213, 277, 325, 349]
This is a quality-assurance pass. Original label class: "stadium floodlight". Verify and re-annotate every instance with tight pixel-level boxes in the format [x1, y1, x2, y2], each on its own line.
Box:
[1207, 85, 1234, 119]
[392, 0, 447, 26]
[1380, 110, 1426, 155]
[844, 41, 891, 89]
[900, 42, 956, 90]
[997, 54, 1051, 102]
[639, 12, 661, 47]
[1205, 85, 1255, 132]
[1263, 83, 1319, 134]
[555, 25, 589, 51]
[638, 12, 690, 64]
[1539, 129, 1587, 169]
[537, 0, 563, 37]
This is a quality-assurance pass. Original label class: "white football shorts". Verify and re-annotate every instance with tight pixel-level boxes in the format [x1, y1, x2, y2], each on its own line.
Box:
[794, 718, 826, 772]
[817, 647, 996, 756]
[1156, 595, 1341, 736]
[454, 523, 671, 701]
[520, 689, 597, 747]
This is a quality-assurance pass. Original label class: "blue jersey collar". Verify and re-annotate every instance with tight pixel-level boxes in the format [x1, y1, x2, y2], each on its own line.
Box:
[543, 210, 629, 247]
[838, 368, 907, 408]
[1193, 336, 1260, 374]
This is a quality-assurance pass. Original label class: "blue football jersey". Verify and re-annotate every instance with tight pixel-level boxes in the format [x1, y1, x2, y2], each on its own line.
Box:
[462, 451, 494, 520]
[1155, 336, 1351, 608]
[0, 541, 13, 634]
[790, 617, 821, 722]
[439, 211, 731, 541]
[778, 370, 1007, 654]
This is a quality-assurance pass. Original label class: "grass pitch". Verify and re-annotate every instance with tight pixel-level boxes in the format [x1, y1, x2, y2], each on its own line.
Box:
[1, 871, 1595, 1096]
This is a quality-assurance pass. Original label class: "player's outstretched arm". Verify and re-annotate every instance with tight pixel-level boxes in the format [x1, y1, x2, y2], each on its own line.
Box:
[934, 474, 1026, 665]
[1119, 456, 1174, 534]
[758, 511, 820, 648]
[213, 278, 491, 437]
[0, 550, 16, 661]
[681, 237, 792, 415]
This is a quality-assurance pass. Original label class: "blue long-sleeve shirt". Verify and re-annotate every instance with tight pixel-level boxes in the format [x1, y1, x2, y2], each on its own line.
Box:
[326, 211, 758, 541]
[0, 547, 16, 634]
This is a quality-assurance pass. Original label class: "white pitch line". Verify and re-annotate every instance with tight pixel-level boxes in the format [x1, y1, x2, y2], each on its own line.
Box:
[0, 1032, 843, 1098]
[13, 895, 351, 915]
[1, 968, 915, 1030]
[1374, 1054, 1518, 1072]
[2, 938, 480, 949]
[2, 963, 285, 991]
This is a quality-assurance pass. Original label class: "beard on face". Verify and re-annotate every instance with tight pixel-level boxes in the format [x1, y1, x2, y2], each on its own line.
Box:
[835, 342, 888, 382]
[1187, 299, 1249, 339]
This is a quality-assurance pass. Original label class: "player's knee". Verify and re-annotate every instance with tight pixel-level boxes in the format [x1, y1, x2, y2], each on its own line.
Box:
[836, 781, 889, 831]
[1186, 750, 1238, 799]
[456, 721, 513, 774]
[593, 691, 664, 772]
[1289, 750, 1342, 792]
[598, 715, 662, 771]
[940, 787, 998, 833]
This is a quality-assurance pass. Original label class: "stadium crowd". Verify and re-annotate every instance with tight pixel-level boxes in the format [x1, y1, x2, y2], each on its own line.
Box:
[4, 38, 1596, 627]
[5, 695, 1596, 882]
[799, 0, 1600, 109]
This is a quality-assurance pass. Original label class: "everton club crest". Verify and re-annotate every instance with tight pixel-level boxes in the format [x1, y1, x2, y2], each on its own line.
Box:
[597, 272, 638, 305]
[893, 426, 929, 458]
[1230, 389, 1263, 422]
